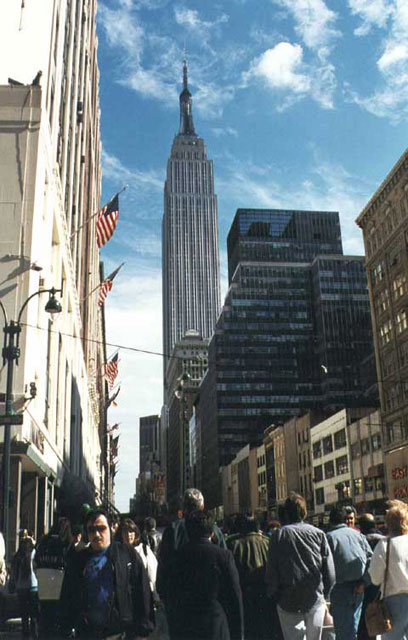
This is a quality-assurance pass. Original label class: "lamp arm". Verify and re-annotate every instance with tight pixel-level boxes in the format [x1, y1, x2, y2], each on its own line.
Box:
[17, 287, 61, 325]
[0, 299, 8, 326]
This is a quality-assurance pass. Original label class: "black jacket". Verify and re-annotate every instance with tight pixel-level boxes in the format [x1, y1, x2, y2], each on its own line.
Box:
[167, 537, 244, 640]
[59, 542, 153, 638]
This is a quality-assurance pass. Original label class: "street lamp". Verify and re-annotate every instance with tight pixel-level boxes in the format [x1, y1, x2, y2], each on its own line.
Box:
[0, 286, 62, 560]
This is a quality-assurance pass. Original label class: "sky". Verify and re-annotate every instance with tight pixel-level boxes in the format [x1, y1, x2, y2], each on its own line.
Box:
[96, 0, 408, 511]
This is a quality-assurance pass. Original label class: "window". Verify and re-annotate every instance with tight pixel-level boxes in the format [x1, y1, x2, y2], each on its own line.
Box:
[313, 441, 322, 459]
[324, 460, 335, 479]
[336, 455, 349, 475]
[334, 428, 346, 450]
[314, 465, 323, 482]
[353, 478, 363, 495]
[361, 438, 370, 455]
[371, 434, 381, 451]
[323, 435, 333, 455]
[315, 487, 325, 505]
[364, 477, 374, 493]
[351, 442, 361, 459]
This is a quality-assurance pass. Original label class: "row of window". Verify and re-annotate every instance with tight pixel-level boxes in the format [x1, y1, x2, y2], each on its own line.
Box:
[350, 434, 381, 458]
[314, 454, 349, 482]
[312, 428, 346, 458]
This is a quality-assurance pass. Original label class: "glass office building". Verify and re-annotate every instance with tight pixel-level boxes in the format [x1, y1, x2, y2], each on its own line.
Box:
[199, 209, 377, 508]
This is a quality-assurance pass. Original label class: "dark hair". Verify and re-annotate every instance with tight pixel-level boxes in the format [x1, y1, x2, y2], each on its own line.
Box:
[185, 510, 214, 539]
[116, 518, 140, 546]
[144, 517, 156, 532]
[236, 515, 259, 535]
[71, 525, 82, 537]
[329, 507, 347, 525]
[284, 492, 307, 523]
[85, 508, 111, 530]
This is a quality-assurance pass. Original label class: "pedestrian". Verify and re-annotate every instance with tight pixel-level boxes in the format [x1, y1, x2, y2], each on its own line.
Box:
[266, 492, 335, 640]
[117, 518, 158, 599]
[35, 517, 72, 638]
[167, 510, 244, 640]
[10, 536, 39, 639]
[157, 488, 226, 600]
[358, 513, 385, 640]
[142, 518, 161, 557]
[59, 507, 153, 639]
[326, 506, 372, 640]
[228, 515, 281, 640]
[368, 499, 408, 640]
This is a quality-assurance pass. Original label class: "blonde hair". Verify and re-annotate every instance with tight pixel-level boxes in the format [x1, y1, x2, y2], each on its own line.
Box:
[386, 500, 408, 536]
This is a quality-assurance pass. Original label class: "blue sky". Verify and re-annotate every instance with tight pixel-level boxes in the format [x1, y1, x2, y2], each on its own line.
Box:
[96, 0, 408, 511]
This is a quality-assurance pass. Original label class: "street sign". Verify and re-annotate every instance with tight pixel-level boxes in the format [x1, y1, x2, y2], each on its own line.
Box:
[0, 414, 24, 425]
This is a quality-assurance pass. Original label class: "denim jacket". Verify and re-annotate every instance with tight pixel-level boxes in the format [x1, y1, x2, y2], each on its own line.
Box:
[326, 524, 372, 585]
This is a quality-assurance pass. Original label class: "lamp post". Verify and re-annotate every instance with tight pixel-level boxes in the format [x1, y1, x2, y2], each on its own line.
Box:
[0, 287, 62, 560]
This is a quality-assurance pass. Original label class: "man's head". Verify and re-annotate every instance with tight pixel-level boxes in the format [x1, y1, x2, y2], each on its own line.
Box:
[185, 510, 214, 540]
[183, 488, 204, 515]
[85, 509, 111, 552]
[344, 505, 357, 528]
[284, 492, 307, 524]
[71, 525, 82, 545]
[329, 506, 347, 526]
[359, 513, 375, 534]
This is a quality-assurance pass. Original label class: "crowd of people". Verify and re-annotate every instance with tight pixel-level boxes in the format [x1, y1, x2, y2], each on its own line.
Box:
[0, 489, 407, 640]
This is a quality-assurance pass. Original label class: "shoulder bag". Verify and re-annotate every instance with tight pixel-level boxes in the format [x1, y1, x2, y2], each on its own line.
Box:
[365, 537, 393, 636]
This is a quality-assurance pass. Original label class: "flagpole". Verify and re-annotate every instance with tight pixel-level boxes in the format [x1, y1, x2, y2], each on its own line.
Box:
[80, 262, 125, 303]
[70, 185, 128, 240]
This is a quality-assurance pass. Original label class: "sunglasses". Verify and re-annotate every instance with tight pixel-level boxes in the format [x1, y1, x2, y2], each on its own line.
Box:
[87, 525, 108, 534]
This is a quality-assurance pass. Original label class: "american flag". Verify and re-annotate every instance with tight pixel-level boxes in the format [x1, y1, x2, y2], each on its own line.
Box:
[104, 353, 119, 389]
[98, 262, 124, 307]
[96, 194, 119, 249]
[107, 423, 120, 435]
[106, 386, 121, 410]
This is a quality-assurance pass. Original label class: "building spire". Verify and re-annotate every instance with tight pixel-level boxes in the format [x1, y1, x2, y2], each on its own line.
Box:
[179, 58, 196, 136]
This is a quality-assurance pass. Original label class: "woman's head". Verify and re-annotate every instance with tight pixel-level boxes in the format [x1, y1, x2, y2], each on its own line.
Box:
[118, 518, 140, 546]
[385, 500, 408, 536]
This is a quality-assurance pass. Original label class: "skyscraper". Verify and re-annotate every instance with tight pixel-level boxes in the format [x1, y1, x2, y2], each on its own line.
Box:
[197, 208, 377, 508]
[162, 61, 221, 399]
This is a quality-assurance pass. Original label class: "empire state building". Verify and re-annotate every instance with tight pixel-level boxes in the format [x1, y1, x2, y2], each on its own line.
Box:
[162, 61, 221, 394]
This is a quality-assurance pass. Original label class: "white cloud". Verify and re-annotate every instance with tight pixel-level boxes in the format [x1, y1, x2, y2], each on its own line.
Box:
[377, 43, 408, 72]
[273, 0, 340, 55]
[98, 4, 144, 66]
[346, 0, 408, 121]
[174, 7, 229, 30]
[245, 42, 336, 108]
[348, 0, 392, 35]
[102, 149, 163, 192]
[211, 126, 238, 137]
[218, 154, 371, 255]
[249, 43, 311, 93]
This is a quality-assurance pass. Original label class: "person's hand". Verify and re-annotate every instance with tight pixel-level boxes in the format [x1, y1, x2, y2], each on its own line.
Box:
[354, 583, 364, 595]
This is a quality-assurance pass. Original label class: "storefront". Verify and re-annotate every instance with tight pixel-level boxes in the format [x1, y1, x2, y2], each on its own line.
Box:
[385, 446, 408, 502]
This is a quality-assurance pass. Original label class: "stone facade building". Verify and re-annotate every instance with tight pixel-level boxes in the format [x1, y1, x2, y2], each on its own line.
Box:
[0, 0, 107, 555]
[356, 150, 408, 501]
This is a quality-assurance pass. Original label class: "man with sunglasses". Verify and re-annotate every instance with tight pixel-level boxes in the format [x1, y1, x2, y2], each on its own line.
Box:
[59, 508, 152, 639]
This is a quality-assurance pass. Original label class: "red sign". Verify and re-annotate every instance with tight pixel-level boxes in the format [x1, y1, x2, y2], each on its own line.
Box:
[394, 485, 408, 499]
[392, 466, 408, 480]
